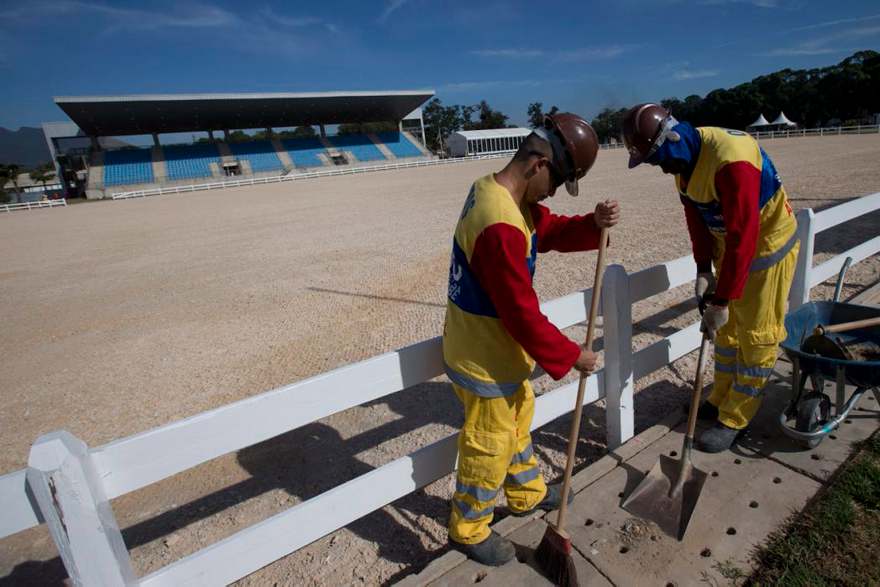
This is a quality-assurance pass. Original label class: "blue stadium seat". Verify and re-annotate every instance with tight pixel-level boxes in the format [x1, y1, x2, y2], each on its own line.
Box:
[229, 141, 282, 172]
[164, 143, 221, 180]
[376, 132, 423, 158]
[326, 134, 386, 162]
[103, 148, 154, 186]
[282, 138, 328, 168]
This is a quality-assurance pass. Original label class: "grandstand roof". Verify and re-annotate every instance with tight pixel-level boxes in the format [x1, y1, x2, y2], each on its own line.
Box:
[53, 90, 435, 136]
[451, 128, 533, 139]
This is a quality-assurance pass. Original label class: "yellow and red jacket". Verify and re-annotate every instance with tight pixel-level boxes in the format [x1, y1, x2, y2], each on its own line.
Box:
[442, 174, 602, 397]
[679, 127, 797, 300]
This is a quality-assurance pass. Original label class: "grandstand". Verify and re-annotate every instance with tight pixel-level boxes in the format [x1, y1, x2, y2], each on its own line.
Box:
[103, 148, 153, 186]
[43, 90, 433, 198]
[164, 143, 222, 180]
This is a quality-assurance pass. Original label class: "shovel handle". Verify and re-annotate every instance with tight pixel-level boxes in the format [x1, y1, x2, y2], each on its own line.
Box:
[686, 335, 712, 442]
[556, 228, 609, 531]
[815, 316, 880, 335]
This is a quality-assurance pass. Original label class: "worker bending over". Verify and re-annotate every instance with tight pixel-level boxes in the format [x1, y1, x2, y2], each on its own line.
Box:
[443, 113, 620, 565]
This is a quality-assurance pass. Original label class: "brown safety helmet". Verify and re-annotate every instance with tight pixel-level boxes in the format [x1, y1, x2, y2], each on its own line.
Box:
[541, 113, 599, 196]
[621, 103, 677, 169]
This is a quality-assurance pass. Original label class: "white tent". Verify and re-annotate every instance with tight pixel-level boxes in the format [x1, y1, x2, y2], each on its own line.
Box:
[748, 114, 771, 128]
[446, 127, 532, 157]
[771, 111, 796, 127]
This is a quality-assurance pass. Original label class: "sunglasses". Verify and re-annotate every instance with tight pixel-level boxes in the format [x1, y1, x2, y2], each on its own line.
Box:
[528, 151, 565, 187]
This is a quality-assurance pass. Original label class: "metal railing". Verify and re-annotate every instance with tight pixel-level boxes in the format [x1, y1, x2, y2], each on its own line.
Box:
[111, 154, 510, 200]
[751, 124, 880, 140]
[1, 199, 67, 212]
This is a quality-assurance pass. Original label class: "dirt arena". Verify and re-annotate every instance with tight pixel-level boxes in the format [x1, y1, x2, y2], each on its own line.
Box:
[2, 134, 879, 585]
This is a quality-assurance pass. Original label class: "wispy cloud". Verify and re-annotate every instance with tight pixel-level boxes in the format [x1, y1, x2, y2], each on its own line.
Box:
[470, 44, 637, 62]
[700, 0, 782, 7]
[5, 1, 240, 29]
[673, 69, 719, 80]
[440, 78, 581, 92]
[470, 48, 544, 58]
[556, 45, 636, 62]
[378, 0, 409, 23]
[3, 2, 344, 57]
[259, 8, 322, 28]
[788, 13, 880, 32]
[759, 24, 880, 56]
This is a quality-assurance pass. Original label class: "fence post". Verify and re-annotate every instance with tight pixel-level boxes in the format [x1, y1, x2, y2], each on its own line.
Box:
[602, 264, 634, 449]
[789, 208, 815, 310]
[26, 431, 136, 586]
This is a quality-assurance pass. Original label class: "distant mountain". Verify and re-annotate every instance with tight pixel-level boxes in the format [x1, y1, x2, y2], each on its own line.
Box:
[0, 127, 52, 169]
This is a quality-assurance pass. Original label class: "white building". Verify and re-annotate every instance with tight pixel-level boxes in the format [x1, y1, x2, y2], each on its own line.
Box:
[447, 127, 533, 157]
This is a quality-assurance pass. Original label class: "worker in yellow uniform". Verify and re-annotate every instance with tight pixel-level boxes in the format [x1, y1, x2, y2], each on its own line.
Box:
[443, 113, 620, 566]
[622, 103, 798, 453]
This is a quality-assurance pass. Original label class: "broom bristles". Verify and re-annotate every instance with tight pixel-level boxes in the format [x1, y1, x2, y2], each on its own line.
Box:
[535, 525, 578, 587]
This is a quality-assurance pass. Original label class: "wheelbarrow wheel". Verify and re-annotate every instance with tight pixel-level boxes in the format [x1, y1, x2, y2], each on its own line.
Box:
[795, 392, 832, 449]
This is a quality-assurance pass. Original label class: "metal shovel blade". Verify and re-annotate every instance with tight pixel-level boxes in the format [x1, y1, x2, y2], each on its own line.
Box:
[622, 454, 708, 541]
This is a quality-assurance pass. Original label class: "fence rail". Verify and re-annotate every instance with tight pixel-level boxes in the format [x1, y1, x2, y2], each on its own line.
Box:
[751, 124, 880, 140]
[1, 192, 879, 586]
[111, 154, 511, 200]
[1, 199, 67, 212]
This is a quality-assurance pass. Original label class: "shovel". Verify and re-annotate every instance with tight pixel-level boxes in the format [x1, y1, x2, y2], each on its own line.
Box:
[622, 333, 711, 540]
[801, 316, 880, 361]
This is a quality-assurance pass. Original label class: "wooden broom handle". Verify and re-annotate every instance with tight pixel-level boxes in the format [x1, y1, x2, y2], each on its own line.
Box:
[815, 316, 880, 335]
[556, 228, 608, 532]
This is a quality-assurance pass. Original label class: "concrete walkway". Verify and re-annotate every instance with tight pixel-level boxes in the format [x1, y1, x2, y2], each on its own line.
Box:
[397, 358, 879, 586]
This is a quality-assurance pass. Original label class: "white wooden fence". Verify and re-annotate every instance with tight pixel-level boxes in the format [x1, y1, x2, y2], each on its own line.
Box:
[751, 124, 880, 140]
[1, 199, 67, 212]
[1, 192, 879, 585]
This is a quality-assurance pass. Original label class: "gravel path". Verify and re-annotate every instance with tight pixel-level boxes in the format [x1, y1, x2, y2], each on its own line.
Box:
[1, 134, 878, 585]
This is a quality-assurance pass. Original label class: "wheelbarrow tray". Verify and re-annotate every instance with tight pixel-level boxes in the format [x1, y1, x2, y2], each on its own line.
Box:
[781, 301, 880, 388]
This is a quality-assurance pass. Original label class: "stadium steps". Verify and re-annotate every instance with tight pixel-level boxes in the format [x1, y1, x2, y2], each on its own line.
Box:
[216, 142, 235, 163]
[151, 146, 167, 183]
[215, 142, 235, 178]
[368, 134, 397, 160]
[401, 130, 430, 156]
[319, 136, 346, 165]
[271, 138, 295, 170]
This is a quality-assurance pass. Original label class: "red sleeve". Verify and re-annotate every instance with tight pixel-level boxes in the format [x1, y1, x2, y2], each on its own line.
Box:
[680, 197, 714, 272]
[470, 223, 581, 379]
[714, 161, 761, 300]
[529, 203, 602, 253]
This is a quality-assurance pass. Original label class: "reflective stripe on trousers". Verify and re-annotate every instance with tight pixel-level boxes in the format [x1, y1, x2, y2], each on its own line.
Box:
[448, 381, 546, 545]
[708, 239, 799, 430]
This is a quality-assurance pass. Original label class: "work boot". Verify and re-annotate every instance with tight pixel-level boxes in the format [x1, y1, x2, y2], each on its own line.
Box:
[452, 531, 515, 566]
[510, 483, 574, 517]
[697, 401, 719, 421]
[698, 421, 745, 453]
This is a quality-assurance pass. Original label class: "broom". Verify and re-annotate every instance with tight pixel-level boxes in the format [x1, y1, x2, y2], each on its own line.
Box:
[535, 227, 608, 586]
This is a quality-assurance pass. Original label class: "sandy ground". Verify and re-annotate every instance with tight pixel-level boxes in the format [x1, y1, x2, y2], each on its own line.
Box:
[1, 134, 879, 585]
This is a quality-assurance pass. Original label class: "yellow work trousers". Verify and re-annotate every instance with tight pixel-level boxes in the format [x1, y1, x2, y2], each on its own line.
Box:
[448, 381, 547, 545]
[708, 243, 799, 429]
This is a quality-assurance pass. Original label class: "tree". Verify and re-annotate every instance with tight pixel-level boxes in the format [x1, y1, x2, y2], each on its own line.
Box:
[527, 102, 559, 128]
[1, 164, 22, 202]
[590, 107, 628, 143]
[227, 130, 250, 143]
[422, 98, 469, 153]
[337, 121, 398, 135]
[291, 125, 317, 138]
[464, 100, 509, 130]
[29, 163, 56, 192]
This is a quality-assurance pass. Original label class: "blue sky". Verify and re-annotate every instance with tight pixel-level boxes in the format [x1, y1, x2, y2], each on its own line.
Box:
[1, 0, 879, 132]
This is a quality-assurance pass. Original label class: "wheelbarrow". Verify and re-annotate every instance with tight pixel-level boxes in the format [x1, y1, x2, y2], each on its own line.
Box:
[779, 299, 880, 449]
